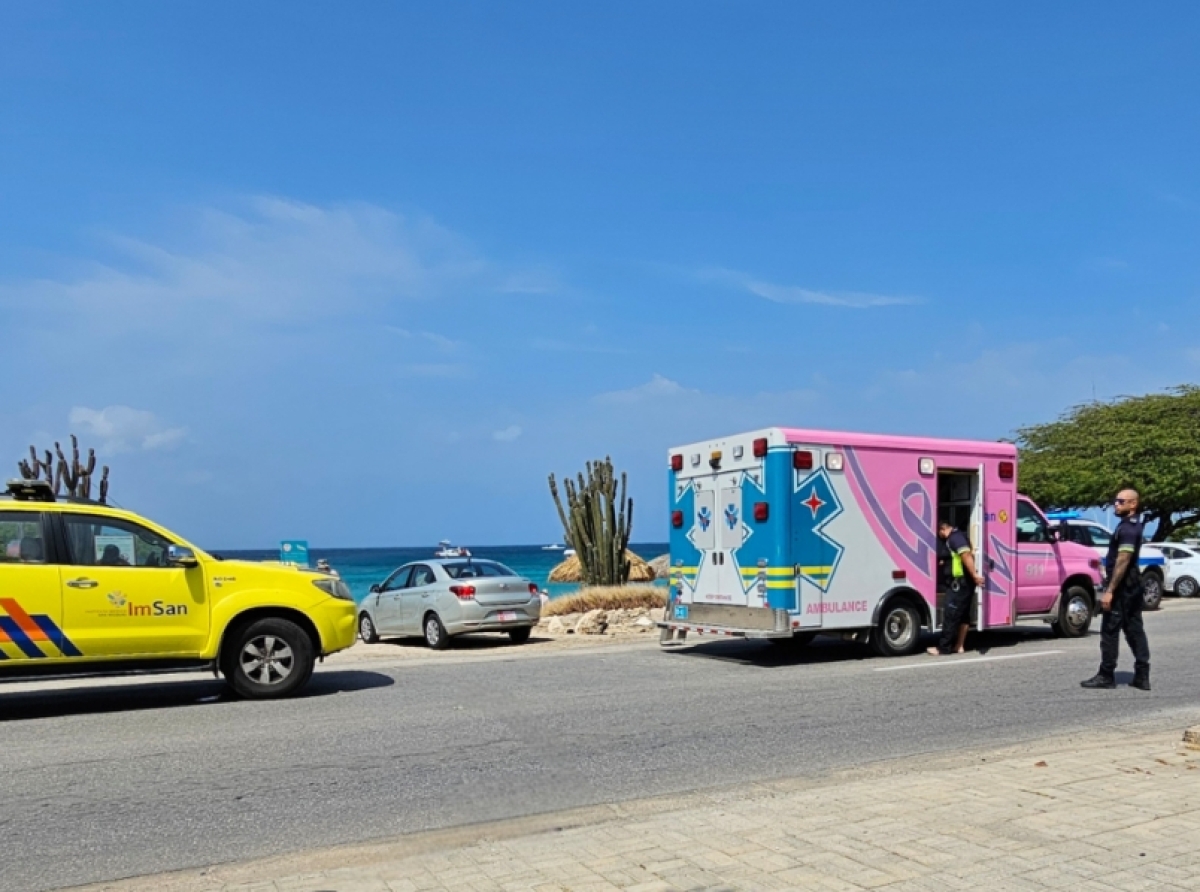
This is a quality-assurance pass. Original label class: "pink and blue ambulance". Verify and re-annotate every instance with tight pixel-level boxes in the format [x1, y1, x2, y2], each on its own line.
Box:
[660, 427, 1104, 656]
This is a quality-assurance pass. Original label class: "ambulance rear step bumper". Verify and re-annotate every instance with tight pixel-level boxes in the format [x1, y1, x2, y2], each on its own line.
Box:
[656, 621, 795, 641]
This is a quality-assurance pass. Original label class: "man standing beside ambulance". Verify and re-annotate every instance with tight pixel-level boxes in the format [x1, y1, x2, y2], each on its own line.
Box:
[1081, 489, 1152, 691]
[928, 521, 985, 656]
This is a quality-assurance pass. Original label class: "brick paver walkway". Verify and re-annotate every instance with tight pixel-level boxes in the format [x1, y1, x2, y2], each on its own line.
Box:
[72, 722, 1200, 892]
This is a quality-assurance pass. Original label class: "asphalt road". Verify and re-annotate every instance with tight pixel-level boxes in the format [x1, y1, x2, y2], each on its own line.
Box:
[3, 604, 1199, 892]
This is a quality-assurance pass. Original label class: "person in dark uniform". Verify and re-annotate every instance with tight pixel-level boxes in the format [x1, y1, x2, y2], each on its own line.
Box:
[1081, 488, 1151, 690]
[927, 521, 985, 656]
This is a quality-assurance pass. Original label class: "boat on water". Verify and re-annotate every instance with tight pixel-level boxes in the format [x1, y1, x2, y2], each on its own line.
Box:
[434, 540, 469, 558]
[541, 543, 565, 551]
[563, 548, 577, 559]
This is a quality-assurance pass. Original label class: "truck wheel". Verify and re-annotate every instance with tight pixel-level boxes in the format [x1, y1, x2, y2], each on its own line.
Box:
[870, 600, 921, 657]
[1176, 576, 1198, 599]
[221, 617, 315, 700]
[1051, 586, 1093, 638]
[1142, 571, 1163, 610]
[769, 631, 817, 648]
[358, 612, 380, 644]
[423, 613, 451, 650]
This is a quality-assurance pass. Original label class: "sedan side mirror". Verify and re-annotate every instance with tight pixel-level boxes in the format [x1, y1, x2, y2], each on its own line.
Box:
[369, 583, 381, 594]
[168, 545, 199, 568]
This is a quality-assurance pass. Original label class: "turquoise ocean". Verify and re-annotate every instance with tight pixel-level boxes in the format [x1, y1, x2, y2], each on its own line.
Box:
[218, 542, 669, 604]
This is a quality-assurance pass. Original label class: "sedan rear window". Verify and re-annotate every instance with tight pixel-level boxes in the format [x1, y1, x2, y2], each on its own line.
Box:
[443, 560, 517, 579]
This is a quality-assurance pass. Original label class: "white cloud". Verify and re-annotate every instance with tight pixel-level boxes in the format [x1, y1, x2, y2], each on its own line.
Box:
[400, 363, 472, 379]
[387, 327, 463, 351]
[1, 197, 550, 344]
[492, 425, 523, 442]
[68, 406, 186, 453]
[595, 374, 693, 404]
[700, 268, 921, 309]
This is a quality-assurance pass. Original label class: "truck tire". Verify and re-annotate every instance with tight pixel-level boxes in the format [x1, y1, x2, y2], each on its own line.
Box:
[1051, 586, 1093, 638]
[1141, 571, 1164, 610]
[870, 600, 922, 657]
[769, 631, 817, 649]
[221, 617, 316, 700]
[1175, 576, 1198, 599]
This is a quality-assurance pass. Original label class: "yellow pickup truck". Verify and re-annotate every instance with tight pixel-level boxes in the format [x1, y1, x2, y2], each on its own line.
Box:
[0, 479, 357, 699]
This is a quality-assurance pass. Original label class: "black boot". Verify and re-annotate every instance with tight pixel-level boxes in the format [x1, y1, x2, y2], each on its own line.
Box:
[1081, 672, 1116, 689]
[1130, 669, 1151, 691]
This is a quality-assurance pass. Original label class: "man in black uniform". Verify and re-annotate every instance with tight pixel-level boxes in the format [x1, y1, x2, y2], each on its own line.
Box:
[927, 521, 985, 656]
[1082, 489, 1151, 690]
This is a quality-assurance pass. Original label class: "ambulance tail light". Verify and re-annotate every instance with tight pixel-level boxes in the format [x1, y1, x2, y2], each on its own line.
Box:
[449, 585, 476, 600]
[671, 510, 684, 528]
[753, 502, 769, 522]
[892, 570, 907, 581]
[998, 461, 1014, 480]
[793, 451, 813, 470]
[671, 454, 683, 472]
[753, 438, 768, 458]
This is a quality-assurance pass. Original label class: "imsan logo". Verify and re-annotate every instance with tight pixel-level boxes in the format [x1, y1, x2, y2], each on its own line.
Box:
[107, 592, 188, 616]
[128, 601, 189, 617]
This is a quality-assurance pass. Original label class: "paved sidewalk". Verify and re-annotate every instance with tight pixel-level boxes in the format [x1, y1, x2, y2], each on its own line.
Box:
[71, 720, 1200, 892]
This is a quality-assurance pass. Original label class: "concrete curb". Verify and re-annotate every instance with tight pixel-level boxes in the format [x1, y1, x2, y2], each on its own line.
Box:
[1184, 725, 1200, 750]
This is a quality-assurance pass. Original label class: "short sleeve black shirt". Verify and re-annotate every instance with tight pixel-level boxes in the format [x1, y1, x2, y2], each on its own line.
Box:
[1105, 517, 1143, 578]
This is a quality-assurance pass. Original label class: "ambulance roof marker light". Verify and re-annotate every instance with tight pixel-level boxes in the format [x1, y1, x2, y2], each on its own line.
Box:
[998, 460, 1015, 480]
[690, 453, 702, 467]
[825, 452, 845, 472]
[753, 437, 769, 458]
[733, 445, 744, 460]
[671, 454, 683, 472]
[918, 457, 936, 477]
[793, 450, 813, 470]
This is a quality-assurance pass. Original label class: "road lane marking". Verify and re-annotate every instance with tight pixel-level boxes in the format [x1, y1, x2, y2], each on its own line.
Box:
[874, 650, 1065, 672]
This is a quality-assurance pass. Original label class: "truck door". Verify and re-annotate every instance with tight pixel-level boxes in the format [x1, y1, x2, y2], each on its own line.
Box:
[972, 468, 986, 631]
[984, 488, 1015, 626]
[717, 477, 747, 603]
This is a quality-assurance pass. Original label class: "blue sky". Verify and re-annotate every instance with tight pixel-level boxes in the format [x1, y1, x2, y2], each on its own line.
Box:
[2, 2, 1198, 549]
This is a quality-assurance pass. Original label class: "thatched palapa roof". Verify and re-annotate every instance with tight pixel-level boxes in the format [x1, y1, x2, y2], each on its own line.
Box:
[548, 550, 656, 584]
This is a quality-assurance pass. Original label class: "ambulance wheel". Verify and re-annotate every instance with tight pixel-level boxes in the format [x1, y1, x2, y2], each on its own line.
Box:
[423, 613, 451, 650]
[1141, 571, 1163, 610]
[769, 632, 817, 648]
[870, 600, 921, 657]
[1051, 586, 1093, 638]
[221, 617, 316, 700]
[358, 612, 379, 644]
[1176, 576, 1198, 599]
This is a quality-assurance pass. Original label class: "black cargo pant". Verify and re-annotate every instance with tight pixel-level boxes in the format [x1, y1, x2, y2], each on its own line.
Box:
[1099, 585, 1150, 675]
[937, 579, 975, 653]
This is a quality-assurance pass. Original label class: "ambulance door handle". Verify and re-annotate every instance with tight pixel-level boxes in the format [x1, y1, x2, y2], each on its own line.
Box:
[66, 578, 98, 589]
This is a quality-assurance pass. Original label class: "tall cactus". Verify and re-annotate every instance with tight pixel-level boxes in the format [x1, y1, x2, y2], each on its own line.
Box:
[15, 435, 110, 503]
[548, 457, 634, 586]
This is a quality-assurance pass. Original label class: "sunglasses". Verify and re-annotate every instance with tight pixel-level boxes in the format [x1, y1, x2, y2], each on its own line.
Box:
[1114, 498, 1132, 505]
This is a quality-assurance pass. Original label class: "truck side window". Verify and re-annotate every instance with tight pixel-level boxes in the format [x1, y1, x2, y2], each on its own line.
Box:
[0, 511, 47, 564]
[62, 515, 174, 568]
[1016, 500, 1048, 544]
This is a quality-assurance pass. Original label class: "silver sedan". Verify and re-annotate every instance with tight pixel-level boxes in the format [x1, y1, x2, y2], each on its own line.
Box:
[357, 558, 541, 649]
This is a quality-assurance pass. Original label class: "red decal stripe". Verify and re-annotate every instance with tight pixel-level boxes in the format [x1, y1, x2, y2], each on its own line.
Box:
[0, 598, 49, 641]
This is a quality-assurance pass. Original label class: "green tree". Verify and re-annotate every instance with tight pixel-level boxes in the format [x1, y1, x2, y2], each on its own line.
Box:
[1016, 386, 1200, 541]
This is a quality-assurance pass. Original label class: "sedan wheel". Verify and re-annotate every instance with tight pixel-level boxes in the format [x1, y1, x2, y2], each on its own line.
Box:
[424, 613, 451, 650]
[1176, 576, 1198, 599]
[359, 612, 379, 644]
